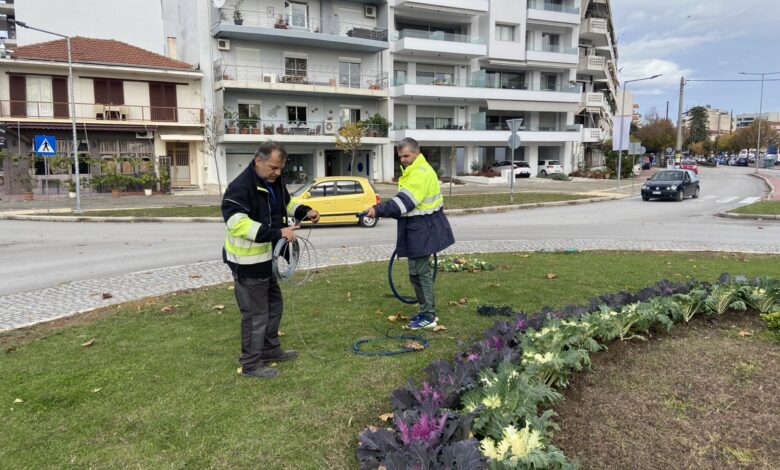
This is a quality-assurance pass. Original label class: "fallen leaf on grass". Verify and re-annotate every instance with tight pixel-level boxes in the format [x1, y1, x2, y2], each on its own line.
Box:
[448, 301, 458, 306]
[227, 286, 235, 291]
[404, 341, 425, 351]
[387, 313, 409, 322]
[458, 297, 468, 305]
[433, 325, 447, 332]
[13, 398, 23, 404]
[92, 388, 102, 393]
[236, 367, 242, 374]
[379, 413, 393, 422]
[488, 283, 501, 288]
[188, 273, 202, 279]
[738, 331, 752, 337]
[278, 331, 285, 337]
[81, 339, 95, 347]
[101, 292, 113, 299]
[375, 309, 383, 315]
[672, 273, 682, 277]
[546, 273, 557, 280]
[347, 292, 351, 299]
[5, 347, 16, 353]
[212, 304, 225, 311]
[160, 305, 175, 313]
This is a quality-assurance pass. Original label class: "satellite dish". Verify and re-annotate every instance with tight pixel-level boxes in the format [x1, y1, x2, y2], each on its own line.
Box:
[212, 0, 226, 8]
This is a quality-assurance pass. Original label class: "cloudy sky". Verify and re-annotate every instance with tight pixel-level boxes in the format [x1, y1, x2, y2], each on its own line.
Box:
[611, 0, 780, 122]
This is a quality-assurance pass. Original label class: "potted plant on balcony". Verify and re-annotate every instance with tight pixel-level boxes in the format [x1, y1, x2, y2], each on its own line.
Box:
[250, 113, 261, 134]
[102, 173, 127, 197]
[274, 14, 288, 29]
[224, 109, 238, 134]
[238, 112, 251, 134]
[232, 0, 244, 25]
[263, 124, 274, 135]
[363, 113, 391, 137]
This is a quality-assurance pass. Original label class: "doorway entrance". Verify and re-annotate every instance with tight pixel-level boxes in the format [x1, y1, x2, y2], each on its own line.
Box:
[166, 142, 190, 186]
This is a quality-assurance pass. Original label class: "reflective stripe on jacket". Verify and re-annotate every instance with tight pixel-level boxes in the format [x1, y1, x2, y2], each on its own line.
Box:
[222, 161, 311, 277]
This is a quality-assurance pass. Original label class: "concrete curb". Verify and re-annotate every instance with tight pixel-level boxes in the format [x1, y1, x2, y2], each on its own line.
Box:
[749, 172, 776, 200]
[0, 195, 624, 222]
[717, 212, 780, 221]
[714, 173, 778, 220]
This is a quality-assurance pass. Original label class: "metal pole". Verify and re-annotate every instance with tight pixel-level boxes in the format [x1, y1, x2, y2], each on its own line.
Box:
[755, 74, 764, 173]
[617, 85, 627, 192]
[675, 76, 685, 160]
[67, 37, 82, 212]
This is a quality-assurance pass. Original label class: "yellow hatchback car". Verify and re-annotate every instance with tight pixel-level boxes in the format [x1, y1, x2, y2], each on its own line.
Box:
[292, 176, 380, 227]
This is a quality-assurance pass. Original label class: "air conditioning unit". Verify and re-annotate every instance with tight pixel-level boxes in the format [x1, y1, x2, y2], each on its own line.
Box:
[261, 73, 277, 83]
[136, 131, 154, 139]
[364, 5, 377, 18]
[217, 39, 231, 51]
[323, 121, 337, 135]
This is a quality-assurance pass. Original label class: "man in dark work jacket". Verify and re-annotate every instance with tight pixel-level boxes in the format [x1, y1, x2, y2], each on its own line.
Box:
[222, 141, 319, 378]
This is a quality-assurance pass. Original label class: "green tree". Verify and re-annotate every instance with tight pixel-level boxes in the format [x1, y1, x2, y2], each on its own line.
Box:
[335, 122, 364, 175]
[635, 118, 676, 154]
[686, 106, 709, 145]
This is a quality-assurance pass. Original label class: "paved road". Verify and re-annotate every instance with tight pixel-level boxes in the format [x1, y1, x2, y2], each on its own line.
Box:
[0, 166, 775, 298]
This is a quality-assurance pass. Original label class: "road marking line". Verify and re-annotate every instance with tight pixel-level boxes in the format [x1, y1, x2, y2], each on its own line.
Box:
[715, 197, 738, 203]
[738, 197, 761, 204]
[701, 196, 716, 200]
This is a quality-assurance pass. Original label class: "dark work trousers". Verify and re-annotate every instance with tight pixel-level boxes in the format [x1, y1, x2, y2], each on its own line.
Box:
[408, 255, 435, 315]
[232, 274, 283, 370]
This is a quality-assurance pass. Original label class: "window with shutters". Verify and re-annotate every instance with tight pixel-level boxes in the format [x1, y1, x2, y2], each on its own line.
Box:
[149, 82, 178, 122]
[93, 79, 125, 105]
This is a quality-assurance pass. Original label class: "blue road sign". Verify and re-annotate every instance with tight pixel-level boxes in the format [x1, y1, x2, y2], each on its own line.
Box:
[34, 135, 57, 156]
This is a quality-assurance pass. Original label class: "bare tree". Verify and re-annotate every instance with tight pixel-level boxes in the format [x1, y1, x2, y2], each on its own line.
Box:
[335, 122, 364, 176]
[203, 109, 224, 195]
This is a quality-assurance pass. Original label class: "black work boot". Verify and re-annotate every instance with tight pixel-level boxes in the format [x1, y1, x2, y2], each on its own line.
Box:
[261, 349, 298, 364]
[241, 365, 279, 378]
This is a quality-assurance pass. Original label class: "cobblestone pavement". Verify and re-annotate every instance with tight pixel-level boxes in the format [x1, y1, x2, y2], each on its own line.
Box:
[2, 238, 779, 332]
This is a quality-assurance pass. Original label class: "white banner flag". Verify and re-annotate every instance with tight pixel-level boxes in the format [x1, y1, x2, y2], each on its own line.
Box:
[612, 115, 632, 151]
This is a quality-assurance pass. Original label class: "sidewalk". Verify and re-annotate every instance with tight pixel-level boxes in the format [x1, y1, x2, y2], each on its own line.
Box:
[756, 171, 779, 200]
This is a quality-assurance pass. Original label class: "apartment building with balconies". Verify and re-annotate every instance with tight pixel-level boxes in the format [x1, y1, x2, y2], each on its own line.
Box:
[575, 0, 618, 168]
[161, 0, 391, 190]
[0, 37, 205, 194]
[386, 0, 589, 178]
[0, 0, 16, 51]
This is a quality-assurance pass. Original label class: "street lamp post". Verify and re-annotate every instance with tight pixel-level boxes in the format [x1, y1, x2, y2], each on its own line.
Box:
[616, 74, 662, 192]
[739, 71, 780, 173]
[10, 20, 82, 213]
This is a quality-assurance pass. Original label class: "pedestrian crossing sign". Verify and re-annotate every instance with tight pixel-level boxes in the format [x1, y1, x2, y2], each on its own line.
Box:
[34, 135, 57, 156]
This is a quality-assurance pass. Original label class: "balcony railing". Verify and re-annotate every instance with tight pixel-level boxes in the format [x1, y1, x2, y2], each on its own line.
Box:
[392, 29, 485, 44]
[393, 121, 579, 132]
[392, 75, 579, 93]
[527, 0, 580, 15]
[218, 8, 388, 41]
[0, 100, 204, 124]
[223, 119, 386, 137]
[214, 60, 388, 90]
[526, 43, 578, 55]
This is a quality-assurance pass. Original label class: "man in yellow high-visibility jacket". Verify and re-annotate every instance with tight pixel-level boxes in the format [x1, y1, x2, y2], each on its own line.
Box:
[366, 137, 455, 329]
[222, 141, 319, 378]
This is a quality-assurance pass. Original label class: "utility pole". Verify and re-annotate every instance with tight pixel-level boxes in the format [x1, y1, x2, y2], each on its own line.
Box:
[675, 77, 685, 162]
[739, 71, 780, 173]
[665, 100, 669, 122]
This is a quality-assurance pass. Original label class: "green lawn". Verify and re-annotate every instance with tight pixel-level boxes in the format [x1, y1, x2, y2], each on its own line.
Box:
[43, 192, 594, 217]
[2, 252, 778, 469]
[78, 205, 221, 217]
[443, 192, 592, 209]
[729, 200, 780, 215]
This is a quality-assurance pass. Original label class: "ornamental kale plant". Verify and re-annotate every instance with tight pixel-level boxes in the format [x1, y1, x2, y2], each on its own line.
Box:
[358, 274, 777, 469]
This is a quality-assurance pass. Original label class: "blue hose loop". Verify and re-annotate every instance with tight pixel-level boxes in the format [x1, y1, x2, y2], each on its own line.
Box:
[352, 335, 429, 356]
[388, 250, 438, 304]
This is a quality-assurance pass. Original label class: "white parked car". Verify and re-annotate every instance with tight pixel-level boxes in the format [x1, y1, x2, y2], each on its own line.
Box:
[538, 160, 564, 177]
[488, 160, 532, 178]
